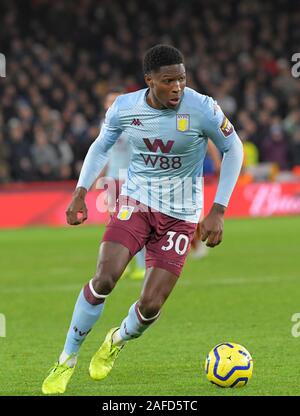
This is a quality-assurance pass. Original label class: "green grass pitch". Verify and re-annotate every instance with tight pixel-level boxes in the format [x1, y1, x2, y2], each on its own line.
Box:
[0, 216, 299, 396]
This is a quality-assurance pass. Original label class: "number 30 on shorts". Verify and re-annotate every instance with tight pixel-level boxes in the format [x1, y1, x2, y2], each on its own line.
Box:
[161, 231, 189, 255]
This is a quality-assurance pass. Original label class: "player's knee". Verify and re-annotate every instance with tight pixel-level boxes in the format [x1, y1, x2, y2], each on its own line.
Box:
[92, 270, 117, 295]
[138, 297, 162, 319]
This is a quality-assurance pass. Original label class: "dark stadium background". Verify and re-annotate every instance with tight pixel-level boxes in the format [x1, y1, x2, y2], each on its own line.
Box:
[1, 0, 300, 184]
[1, 0, 300, 398]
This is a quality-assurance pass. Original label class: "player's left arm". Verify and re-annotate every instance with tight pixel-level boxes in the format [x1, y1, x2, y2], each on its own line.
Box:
[207, 139, 222, 174]
[200, 98, 244, 247]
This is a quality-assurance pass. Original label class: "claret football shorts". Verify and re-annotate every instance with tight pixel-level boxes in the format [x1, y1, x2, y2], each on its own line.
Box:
[102, 196, 197, 276]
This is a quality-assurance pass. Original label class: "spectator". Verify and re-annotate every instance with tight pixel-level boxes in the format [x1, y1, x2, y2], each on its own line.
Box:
[261, 118, 291, 170]
[7, 118, 36, 181]
[290, 127, 300, 169]
[238, 130, 259, 169]
[31, 125, 60, 180]
[0, 131, 11, 183]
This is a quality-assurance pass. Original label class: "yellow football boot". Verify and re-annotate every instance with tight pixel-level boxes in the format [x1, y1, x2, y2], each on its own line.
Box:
[89, 327, 124, 380]
[42, 355, 76, 394]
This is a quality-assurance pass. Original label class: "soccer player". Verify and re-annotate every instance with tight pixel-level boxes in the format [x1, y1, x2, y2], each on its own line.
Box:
[100, 89, 146, 279]
[42, 44, 243, 394]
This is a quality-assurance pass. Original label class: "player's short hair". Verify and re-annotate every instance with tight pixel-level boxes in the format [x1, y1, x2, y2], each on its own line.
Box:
[143, 44, 184, 74]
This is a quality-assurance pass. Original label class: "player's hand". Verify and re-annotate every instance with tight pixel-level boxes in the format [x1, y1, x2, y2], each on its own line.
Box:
[199, 203, 225, 247]
[66, 187, 88, 226]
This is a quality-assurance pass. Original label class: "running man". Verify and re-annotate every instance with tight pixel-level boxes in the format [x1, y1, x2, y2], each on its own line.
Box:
[42, 44, 243, 394]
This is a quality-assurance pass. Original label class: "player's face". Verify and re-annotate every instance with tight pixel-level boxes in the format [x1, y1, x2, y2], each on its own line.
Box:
[145, 64, 186, 110]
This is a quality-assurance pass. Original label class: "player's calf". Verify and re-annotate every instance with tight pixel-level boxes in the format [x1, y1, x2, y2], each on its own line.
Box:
[116, 301, 160, 342]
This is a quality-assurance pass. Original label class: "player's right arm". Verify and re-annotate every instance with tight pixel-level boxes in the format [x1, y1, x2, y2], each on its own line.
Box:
[199, 97, 244, 247]
[66, 98, 123, 225]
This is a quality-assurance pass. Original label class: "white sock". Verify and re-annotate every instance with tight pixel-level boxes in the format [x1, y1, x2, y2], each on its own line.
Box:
[59, 350, 78, 367]
[112, 329, 126, 346]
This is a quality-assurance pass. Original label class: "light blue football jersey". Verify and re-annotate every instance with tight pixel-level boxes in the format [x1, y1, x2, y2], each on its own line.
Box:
[77, 87, 243, 223]
[100, 119, 132, 180]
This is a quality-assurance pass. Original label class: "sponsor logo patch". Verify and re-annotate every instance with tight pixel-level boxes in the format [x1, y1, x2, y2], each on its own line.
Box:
[117, 205, 134, 221]
[220, 116, 234, 137]
[176, 114, 190, 132]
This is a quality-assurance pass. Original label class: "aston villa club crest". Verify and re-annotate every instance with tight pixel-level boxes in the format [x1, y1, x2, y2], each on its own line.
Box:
[176, 114, 190, 132]
[117, 205, 134, 221]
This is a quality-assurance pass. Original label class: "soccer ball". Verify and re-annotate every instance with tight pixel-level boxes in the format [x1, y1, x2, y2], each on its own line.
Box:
[205, 342, 253, 388]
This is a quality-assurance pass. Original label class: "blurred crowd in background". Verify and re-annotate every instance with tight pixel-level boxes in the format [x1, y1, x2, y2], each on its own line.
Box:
[0, 0, 300, 184]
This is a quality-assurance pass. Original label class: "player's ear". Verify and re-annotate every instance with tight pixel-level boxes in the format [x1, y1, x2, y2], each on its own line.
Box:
[144, 73, 153, 88]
